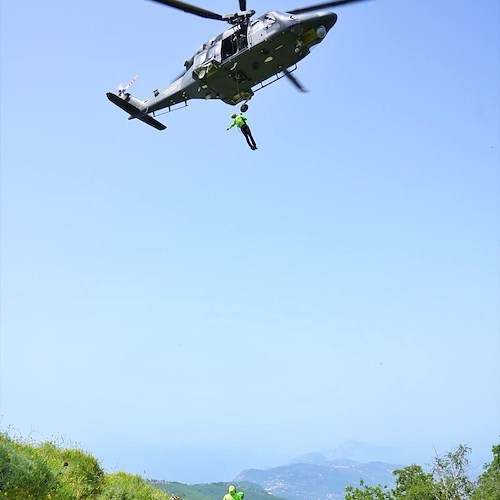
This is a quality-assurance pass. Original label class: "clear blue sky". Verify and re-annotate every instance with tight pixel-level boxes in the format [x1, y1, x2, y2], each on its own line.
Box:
[1, 0, 499, 485]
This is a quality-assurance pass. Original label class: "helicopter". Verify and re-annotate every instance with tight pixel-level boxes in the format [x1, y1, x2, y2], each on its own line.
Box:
[107, 0, 368, 131]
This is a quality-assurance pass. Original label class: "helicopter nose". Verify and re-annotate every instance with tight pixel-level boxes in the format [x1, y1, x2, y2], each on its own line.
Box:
[317, 11, 337, 31]
[297, 11, 338, 34]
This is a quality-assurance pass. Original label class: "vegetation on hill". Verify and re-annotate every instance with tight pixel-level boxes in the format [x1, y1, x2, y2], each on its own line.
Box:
[2, 432, 498, 500]
[0, 433, 283, 500]
[151, 480, 284, 499]
[0, 433, 170, 499]
[344, 444, 500, 500]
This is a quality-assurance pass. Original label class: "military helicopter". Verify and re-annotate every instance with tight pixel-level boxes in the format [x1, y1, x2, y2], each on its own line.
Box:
[107, 0, 368, 130]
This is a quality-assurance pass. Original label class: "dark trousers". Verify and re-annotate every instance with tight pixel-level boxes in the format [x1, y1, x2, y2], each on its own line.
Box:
[240, 124, 257, 149]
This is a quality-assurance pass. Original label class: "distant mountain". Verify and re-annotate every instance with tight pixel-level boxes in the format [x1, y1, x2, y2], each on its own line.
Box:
[318, 440, 404, 464]
[151, 480, 285, 499]
[235, 455, 400, 499]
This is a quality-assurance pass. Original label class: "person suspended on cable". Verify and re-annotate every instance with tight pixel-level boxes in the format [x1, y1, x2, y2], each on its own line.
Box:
[226, 113, 258, 150]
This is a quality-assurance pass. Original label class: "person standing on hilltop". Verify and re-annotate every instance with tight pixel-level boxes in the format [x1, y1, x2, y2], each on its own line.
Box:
[223, 484, 244, 500]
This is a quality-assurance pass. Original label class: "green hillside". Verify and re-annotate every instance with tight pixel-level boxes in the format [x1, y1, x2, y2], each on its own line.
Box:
[0, 433, 170, 499]
[151, 480, 284, 499]
[0, 433, 284, 500]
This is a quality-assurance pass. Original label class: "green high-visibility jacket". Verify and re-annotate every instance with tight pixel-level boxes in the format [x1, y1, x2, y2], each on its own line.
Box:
[222, 491, 245, 500]
[223, 493, 244, 500]
[228, 114, 248, 129]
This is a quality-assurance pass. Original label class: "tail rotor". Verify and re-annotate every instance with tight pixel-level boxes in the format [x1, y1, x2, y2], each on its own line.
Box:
[117, 75, 138, 98]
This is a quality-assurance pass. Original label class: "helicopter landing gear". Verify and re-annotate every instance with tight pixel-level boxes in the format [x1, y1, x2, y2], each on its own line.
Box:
[240, 102, 249, 112]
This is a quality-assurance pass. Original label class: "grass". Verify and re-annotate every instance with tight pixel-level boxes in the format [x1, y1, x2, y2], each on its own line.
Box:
[0, 433, 171, 499]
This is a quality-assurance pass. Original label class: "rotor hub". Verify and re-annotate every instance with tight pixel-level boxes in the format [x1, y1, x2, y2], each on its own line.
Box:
[222, 10, 255, 25]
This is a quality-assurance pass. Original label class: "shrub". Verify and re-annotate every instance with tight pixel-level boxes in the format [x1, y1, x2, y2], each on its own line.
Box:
[0, 433, 57, 499]
[37, 441, 105, 499]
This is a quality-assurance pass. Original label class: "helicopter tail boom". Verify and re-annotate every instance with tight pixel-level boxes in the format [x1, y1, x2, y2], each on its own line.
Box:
[106, 92, 167, 131]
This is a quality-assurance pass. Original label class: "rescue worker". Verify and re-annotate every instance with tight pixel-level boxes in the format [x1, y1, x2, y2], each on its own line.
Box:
[223, 485, 244, 500]
[226, 113, 258, 150]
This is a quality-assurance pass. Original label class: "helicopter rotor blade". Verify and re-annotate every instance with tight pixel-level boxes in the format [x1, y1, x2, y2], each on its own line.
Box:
[239, 0, 246, 11]
[145, 0, 224, 21]
[283, 69, 308, 93]
[289, 0, 371, 14]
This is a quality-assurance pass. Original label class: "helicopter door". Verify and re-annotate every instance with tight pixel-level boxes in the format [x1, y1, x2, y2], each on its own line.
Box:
[221, 26, 248, 61]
